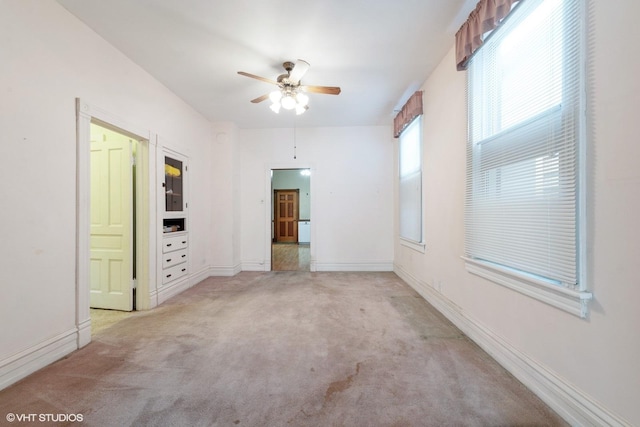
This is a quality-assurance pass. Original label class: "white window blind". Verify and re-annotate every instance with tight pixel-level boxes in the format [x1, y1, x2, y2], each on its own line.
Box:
[465, 0, 585, 290]
[399, 117, 422, 243]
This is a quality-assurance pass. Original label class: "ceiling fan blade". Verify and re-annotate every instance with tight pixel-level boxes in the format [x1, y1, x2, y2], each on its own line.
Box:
[288, 59, 310, 85]
[301, 85, 341, 95]
[237, 71, 278, 85]
[250, 94, 270, 103]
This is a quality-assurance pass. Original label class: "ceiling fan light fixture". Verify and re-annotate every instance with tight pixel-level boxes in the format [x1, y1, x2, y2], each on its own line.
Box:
[281, 94, 297, 110]
[238, 60, 340, 116]
[270, 103, 281, 113]
[269, 90, 282, 103]
[296, 92, 309, 107]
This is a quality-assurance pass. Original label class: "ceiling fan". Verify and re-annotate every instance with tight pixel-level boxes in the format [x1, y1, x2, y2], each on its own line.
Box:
[237, 59, 341, 115]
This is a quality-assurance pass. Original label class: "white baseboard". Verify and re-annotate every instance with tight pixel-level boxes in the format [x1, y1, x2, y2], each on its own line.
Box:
[154, 264, 241, 307]
[157, 277, 191, 305]
[0, 328, 77, 390]
[77, 318, 91, 348]
[241, 261, 270, 272]
[189, 266, 211, 285]
[209, 264, 241, 277]
[147, 289, 158, 309]
[314, 261, 394, 272]
[394, 265, 630, 427]
[240, 261, 393, 273]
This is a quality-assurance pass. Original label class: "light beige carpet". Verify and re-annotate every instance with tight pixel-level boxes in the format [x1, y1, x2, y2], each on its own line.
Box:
[90, 308, 138, 335]
[0, 272, 567, 426]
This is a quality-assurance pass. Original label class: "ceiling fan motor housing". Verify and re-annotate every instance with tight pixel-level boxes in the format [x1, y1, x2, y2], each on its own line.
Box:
[282, 61, 295, 73]
[278, 61, 297, 85]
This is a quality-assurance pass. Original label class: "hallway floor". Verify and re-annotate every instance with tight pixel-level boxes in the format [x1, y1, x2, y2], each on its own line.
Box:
[272, 242, 310, 271]
[0, 272, 566, 426]
[90, 308, 138, 335]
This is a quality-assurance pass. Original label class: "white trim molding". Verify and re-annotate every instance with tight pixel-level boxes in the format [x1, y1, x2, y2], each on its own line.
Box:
[239, 261, 393, 273]
[148, 289, 159, 310]
[153, 268, 212, 303]
[0, 329, 77, 390]
[394, 265, 629, 427]
[209, 264, 242, 277]
[77, 318, 91, 348]
[241, 261, 271, 272]
[157, 277, 191, 305]
[189, 266, 212, 285]
[463, 257, 592, 318]
[399, 237, 426, 254]
[314, 261, 394, 272]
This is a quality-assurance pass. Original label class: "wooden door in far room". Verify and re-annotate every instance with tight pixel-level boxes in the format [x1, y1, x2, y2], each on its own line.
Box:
[275, 190, 299, 243]
[89, 124, 133, 311]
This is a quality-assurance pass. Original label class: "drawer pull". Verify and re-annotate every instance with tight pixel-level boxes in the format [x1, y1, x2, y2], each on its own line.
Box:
[166, 258, 171, 262]
[166, 274, 172, 278]
[166, 243, 172, 247]
[181, 241, 187, 244]
[181, 268, 186, 272]
[181, 254, 186, 258]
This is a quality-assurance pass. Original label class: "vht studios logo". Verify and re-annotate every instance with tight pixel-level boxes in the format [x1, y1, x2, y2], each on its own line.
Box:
[6, 413, 84, 423]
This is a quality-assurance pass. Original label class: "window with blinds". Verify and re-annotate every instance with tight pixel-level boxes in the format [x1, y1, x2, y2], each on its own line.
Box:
[399, 117, 423, 246]
[464, 0, 591, 316]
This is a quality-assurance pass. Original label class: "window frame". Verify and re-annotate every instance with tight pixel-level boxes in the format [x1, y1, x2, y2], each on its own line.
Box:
[463, 0, 592, 317]
[398, 116, 425, 252]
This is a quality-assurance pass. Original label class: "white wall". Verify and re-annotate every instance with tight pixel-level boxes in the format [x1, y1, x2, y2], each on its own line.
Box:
[0, 0, 218, 384]
[239, 126, 394, 272]
[209, 122, 241, 275]
[394, 1, 640, 425]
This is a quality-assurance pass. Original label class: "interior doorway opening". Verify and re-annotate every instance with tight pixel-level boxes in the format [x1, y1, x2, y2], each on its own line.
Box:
[76, 99, 152, 348]
[271, 169, 311, 271]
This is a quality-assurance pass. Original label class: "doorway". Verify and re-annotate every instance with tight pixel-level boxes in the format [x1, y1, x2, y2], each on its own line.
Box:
[271, 169, 311, 271]
[76, 98, 151, 348]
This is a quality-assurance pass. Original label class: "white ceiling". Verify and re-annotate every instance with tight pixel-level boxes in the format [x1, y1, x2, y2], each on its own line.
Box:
[56, 0, 477, 129]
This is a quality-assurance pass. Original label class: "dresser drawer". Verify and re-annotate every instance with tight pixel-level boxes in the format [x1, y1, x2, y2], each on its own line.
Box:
[162, 248, 187, 269]
[163, 234, 188, 253]
[162, 262, 188, 284]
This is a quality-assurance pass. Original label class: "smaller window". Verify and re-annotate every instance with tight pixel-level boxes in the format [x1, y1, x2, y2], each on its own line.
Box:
[399, 118, 423, 246]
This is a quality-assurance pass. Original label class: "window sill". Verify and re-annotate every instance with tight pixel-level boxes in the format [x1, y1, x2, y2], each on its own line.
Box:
[462, 257, 592, 318]
[400, 238, 426, 254]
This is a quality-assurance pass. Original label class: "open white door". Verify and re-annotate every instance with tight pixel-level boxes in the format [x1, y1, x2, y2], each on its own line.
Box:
[89, 124, 133, 311]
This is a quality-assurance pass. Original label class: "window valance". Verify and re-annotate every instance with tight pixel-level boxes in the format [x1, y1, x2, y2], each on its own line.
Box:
[393, 91, 423, 138]
[455, 0, 521, 71]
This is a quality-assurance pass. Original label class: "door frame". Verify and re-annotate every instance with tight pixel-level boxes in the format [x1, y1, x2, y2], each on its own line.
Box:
[265, 165, 315, 271]
[76, 99, 155, 347]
